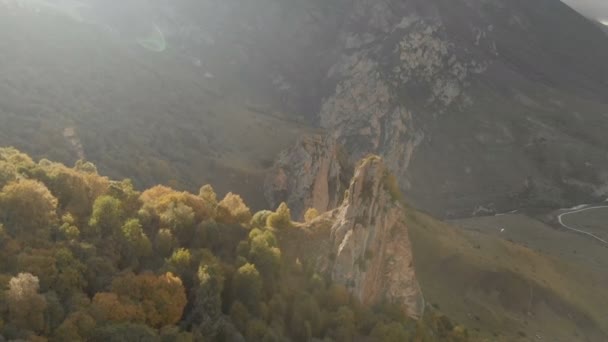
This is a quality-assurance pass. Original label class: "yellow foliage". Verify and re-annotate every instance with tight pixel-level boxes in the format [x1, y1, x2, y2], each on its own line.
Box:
[304, 208, 320, 223]
[216, 192, 252, 225]
[91, 292, 143, 323]
[266, 202, 292, 230]
[108, 272, 187, 328]
[140, 185, 212, 223]
[0, 179, 58, 236]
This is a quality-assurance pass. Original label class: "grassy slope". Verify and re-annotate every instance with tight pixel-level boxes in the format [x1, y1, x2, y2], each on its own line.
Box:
[557, 207, 608, 241]
[407, 209, 608, 341]
[0, 9, 312, 208]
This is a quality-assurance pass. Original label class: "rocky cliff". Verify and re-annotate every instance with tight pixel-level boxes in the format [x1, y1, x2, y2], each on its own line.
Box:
[264, 135, 351, 220]
[285, 156, 424, 319]
[264, 0, 608, 218]
[325, 156, 424, 318]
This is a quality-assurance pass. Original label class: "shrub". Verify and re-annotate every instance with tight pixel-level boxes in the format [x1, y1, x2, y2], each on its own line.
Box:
[266, 203, 292, 230]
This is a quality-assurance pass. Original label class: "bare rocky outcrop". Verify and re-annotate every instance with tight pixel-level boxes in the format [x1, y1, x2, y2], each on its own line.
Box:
[264, 135, 351, 219]
[299, 156, 424, 319]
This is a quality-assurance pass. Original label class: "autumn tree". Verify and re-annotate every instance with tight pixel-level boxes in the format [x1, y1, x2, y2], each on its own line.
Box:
[266, 202, 292, 230]
[0, 160, 17, 189]
[0, 148, 35, 170]
[35, 161, 108, 220]
[216, 192, 252, 225]
[0, 179, 58, 237]
[52, 311, 97, 342]
[160, 202, 195, 245]
[6, 273, 48, 333]
[139, 185, 211, 227]
[90, 292, 142, 324]
[304, 208, 320, 223]
[17, 248, 57, 292]
[110, 272, 187, 328]
[198, 184, 218, 217]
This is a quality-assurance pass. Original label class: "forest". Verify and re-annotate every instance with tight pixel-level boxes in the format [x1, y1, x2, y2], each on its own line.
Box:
[0, 147, 469, 341]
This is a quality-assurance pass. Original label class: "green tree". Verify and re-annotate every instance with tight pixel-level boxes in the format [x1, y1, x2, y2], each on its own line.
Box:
[89, 195, 123, 237]
[246, 319, 268, 341]
[166, 248, 194, 281]
[90, 323, 160, 342]
[229, 301, 249, 333]
[59, 213, 80, 240]
[155, 228, 177, 257]
[52, 311, 96, 342]
[74, 160, 98, 174]
[160, 325, 194, 342]
[45, 290, 66, 332]
[120, 218, 152, 265]
[370, 322, 411, 341]
[266, 202, 292, 230]
[232, 263, 262, 312]
[190, 261, 225, 339]
[54, 248, 87, 300]
[250, 210, 273, 229]
[290, 293, 322, 338]
[247, 229, 281, 282]
[328, 306, 356, 341]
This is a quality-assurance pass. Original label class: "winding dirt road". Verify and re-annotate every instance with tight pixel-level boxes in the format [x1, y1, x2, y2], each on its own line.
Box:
[557, 206, 608, 245]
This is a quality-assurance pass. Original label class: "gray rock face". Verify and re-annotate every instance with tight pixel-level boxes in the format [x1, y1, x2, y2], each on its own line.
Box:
[322, 156, 424, 318]
[264, 135, 349, 219]
[266, 0, 608, 218]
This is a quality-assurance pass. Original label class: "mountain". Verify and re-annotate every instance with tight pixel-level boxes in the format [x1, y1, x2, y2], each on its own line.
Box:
[260, 0, 608, 219]
[2, 2, 608, 340]
[2, 0, 608, 218]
